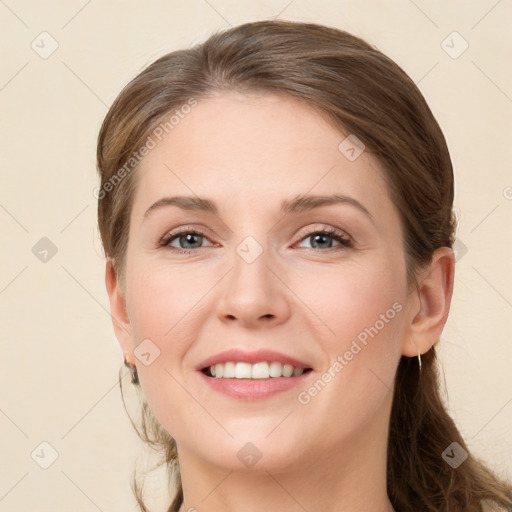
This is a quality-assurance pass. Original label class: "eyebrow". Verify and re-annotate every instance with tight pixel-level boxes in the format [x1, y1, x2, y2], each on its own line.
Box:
[143, 194, 374, 223]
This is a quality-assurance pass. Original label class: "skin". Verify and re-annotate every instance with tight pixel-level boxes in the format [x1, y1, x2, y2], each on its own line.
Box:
[106, 90, 455, 512]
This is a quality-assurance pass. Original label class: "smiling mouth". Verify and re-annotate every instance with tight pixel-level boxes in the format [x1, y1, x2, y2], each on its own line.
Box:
[201, 361, 313, 379]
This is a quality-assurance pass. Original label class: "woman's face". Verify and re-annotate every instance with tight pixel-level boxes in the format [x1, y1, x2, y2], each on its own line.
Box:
[115, 91, 414, 472]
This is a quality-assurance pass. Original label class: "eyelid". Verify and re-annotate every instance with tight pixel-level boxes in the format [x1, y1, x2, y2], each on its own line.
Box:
[159, 224, 214, 246]
[294, 224, 353, 244]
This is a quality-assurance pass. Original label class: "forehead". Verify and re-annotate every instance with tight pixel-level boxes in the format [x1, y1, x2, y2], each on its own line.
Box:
[131, 91, 392, 220]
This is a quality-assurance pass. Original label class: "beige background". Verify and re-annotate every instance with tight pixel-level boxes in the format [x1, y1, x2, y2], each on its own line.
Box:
[1, 1, 511, 510]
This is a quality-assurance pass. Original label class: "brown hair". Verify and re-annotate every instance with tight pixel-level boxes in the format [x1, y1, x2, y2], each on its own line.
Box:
[96, 19, 512, 512]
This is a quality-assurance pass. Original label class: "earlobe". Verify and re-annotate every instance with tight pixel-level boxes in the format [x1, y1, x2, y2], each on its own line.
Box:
[105, 258, 134, 359]
[402, 246, 455, 357]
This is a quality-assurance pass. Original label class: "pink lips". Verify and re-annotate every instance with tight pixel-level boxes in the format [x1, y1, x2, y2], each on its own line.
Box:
[199, 370, 312, 399]
[196, 348, 313, 400]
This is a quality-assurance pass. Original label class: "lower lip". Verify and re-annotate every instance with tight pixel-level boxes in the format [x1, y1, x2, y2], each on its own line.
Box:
[198, 370, 312, 399]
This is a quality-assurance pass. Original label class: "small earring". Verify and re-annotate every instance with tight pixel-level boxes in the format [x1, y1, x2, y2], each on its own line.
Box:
[417, 353, 422, 372]
[123, 353, 139, 385]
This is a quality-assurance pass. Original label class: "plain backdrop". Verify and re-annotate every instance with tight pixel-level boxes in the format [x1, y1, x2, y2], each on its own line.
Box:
[1, 1, 511, 510]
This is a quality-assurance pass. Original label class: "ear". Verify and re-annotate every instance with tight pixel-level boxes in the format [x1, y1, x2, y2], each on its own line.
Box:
[105, 258, 134, 362]
[402, 246, 455, 357]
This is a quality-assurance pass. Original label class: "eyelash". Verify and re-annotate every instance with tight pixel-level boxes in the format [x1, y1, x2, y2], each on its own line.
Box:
[159, 226, 353, 254]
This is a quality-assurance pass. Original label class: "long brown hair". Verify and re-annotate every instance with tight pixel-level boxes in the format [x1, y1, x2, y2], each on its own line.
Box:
[96, 19, 512, 512]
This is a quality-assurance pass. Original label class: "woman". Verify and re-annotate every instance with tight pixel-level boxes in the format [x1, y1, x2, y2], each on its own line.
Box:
[96, 19, 512, 512]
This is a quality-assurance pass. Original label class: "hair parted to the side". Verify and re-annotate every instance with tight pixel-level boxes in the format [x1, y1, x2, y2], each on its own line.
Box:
[97, 19, 512, 512]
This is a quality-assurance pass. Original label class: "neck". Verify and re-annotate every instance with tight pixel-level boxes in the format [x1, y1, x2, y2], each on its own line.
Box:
[176, 396, 395, 512]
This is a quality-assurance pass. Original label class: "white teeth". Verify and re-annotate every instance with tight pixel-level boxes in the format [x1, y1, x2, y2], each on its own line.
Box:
[223, 361, 236, 378]
[209, 361, 308, 379]
[251, 362, 269, 379]
[282, 364, 294, 377]
[235, 362, 252, 379]
[269, 361, 283, 377]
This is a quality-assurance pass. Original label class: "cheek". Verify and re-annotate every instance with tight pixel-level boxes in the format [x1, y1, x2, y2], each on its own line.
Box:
[123, 257, 215, 404]
[296, 254, 405, 344]
[294, 257, 406, 418]
[125, 255, 214, 342]
[123, 262, 205, 441]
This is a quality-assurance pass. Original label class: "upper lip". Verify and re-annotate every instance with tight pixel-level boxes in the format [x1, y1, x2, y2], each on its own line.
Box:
[196, 348, 313, 371]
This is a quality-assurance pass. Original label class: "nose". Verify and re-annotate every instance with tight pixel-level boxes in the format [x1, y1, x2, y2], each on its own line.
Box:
[215, 241, 291, 329]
